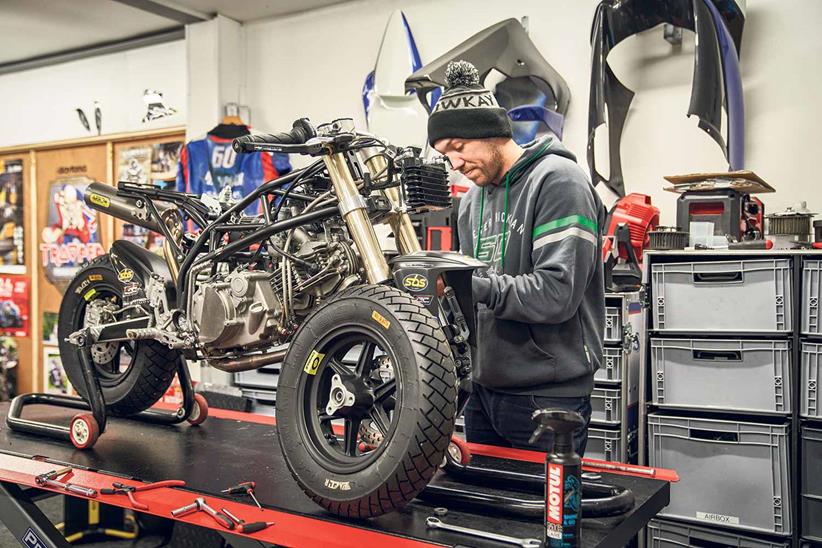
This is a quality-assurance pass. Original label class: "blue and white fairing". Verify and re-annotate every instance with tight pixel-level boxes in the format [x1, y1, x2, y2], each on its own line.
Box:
[362, 11, 437, 147]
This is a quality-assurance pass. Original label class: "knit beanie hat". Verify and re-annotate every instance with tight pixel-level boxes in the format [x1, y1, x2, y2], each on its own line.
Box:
[427, 60, 513, 147]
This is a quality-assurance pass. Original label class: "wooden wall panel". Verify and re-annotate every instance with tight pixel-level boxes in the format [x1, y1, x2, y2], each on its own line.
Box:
[35, 144, 109, 392]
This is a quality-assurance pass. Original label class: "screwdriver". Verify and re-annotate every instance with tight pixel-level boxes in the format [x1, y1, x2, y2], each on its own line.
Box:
[221, 481, 262, 510]
[221, 507, 275, 534]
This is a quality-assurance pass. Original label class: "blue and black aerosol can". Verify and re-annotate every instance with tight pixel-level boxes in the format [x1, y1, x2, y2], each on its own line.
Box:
[530, 409, 585, 548]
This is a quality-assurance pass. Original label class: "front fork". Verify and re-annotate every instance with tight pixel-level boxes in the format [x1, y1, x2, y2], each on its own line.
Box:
[327, 149, 473, 405]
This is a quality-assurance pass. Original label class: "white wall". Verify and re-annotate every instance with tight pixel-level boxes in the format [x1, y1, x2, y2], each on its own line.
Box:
[0, 40, 187, 148]
[244, 0, 822, 223]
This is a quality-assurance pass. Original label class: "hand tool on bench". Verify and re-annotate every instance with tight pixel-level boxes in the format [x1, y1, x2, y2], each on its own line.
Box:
[221, 481, 262, 510]
[426, 517, 541, 547]
[101, 479, 186, 511]
[35, 467, 97, 498]
[171, 497, 234, 530]
[221, 507, 275, 534]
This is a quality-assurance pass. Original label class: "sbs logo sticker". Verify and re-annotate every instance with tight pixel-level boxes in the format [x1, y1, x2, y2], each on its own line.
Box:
[88, 193, 110, 208]
[118, 269, 134, 282]
[303, 350, 325, 375]
[402, 273, 428, 292]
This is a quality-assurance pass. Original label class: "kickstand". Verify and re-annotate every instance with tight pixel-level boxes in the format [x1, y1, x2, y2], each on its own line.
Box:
[6, 337, 198, 448]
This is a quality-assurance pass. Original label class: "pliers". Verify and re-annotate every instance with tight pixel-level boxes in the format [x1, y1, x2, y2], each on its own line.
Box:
[101, 480, 186, 511]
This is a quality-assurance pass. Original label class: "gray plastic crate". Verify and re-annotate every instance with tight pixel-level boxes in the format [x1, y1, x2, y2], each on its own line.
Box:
[651, 259, 793, 333]
[234, 364, 280, 390]
[651, 338, 791, 414]
[801, 342, 821, 419]
[586, 427, 621, 462]
[803, 260, 822, 335]
[646, 518, 791, 547]
[595, 346, 623, 383]
[605, 305, 622, 344]
[586, 427, 635, 463]
[648, 413, 791, 535]
[802, 426, 822, 542]
[591, 387, 622, 425]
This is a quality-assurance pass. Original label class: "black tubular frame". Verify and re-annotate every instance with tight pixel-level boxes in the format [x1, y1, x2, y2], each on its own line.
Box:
[174, 160, 326, 297]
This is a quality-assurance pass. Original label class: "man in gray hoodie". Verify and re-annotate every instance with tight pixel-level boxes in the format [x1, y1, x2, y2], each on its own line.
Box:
[429, 61, 605, 455]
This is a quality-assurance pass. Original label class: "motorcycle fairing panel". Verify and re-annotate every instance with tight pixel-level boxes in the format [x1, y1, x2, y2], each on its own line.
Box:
[405, 18, 571, 142]
[362, 10, 437, 146]
[588, 0, 745, 197]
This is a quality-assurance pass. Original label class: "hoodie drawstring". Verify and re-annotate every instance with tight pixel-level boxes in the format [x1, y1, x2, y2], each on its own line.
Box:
[473, 141, 550, 270]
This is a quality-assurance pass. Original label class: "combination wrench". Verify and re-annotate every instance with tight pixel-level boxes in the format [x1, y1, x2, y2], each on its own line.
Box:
[426, 517, 542, 547]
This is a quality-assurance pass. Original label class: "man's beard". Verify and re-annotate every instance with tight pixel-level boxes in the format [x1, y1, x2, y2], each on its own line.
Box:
[484, 144, 505, 186]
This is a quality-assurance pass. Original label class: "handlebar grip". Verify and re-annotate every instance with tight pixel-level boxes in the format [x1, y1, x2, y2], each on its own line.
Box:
[232, 118, 316, 153]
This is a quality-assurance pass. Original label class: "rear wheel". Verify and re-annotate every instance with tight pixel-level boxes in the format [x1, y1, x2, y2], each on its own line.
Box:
[57, 255, 179, 416]
[276, 285, 458, 518]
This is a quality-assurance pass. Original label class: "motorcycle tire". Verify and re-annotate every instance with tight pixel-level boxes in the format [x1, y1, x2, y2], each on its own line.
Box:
[57, 254, 179, 416]
[276, 284, 458, 518]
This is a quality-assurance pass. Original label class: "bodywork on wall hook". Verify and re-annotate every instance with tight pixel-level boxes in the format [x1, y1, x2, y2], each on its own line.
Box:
[588, 0, 745, 197]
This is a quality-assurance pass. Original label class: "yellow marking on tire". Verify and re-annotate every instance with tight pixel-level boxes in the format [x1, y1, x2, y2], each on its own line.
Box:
[83, 289, 97, 301]
[88, 274, 103, 282]
[304, 350, 325, 375]
[371, 310, 390, 329]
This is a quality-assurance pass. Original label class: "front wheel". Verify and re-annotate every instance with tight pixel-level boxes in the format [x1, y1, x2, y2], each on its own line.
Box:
[276, 285, 458, 518]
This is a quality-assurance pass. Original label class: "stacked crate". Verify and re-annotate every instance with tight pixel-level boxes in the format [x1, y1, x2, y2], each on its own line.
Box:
[234, 364, 280, 406]
[587, 291, 642, 463]
[642, 256, 797, 545]
[800, 260, 822, 545]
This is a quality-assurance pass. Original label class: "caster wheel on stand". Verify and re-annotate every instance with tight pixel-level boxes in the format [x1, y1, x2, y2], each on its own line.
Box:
[187, 394, 209, 426]
[445, 436, 471, 467]
[69, 413, 100, 449]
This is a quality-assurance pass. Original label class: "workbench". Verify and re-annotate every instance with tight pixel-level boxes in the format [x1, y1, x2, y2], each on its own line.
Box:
[0, 401, 669, 547]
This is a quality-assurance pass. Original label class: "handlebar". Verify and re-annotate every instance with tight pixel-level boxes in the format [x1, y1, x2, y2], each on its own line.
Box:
[232, 118, 316, 153]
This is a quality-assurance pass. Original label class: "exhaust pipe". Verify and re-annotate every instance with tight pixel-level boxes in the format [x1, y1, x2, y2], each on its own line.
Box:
[84, 182, 171, 234]
[207, 345, 289, 372]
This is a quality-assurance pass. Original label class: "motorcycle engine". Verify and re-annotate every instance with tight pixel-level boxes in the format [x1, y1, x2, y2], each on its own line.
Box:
[190, 270, 283, 351]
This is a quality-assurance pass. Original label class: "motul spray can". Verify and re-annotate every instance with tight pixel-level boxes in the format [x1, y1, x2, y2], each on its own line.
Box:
[545, 452, 581, 547]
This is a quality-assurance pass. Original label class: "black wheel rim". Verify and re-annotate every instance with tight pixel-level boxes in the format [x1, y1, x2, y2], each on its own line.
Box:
[298, 324, 402, 473]
[70, 280, 137, 387]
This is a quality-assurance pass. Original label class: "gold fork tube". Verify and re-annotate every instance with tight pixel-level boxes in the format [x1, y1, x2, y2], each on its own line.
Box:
[363, 155, 422, 255]
[323, 152, 391, 284]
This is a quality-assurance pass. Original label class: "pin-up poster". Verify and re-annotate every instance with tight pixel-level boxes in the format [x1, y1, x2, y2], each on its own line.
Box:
[0, 274, 29, 337]
[0, 160, 25, 273]
[39, 177, 105, 292]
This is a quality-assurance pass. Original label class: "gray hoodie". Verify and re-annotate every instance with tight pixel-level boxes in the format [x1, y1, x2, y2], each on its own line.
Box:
[457, 136, 606, 397]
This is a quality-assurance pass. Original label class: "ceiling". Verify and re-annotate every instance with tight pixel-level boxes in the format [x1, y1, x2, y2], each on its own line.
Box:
[0, 0, 351, 70]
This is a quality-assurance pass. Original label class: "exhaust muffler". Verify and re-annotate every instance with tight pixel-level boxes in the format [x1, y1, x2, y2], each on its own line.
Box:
[84, 182, 171, 234]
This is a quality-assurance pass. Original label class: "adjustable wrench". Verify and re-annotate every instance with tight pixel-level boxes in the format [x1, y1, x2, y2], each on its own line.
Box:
[426, 517, 541, 547]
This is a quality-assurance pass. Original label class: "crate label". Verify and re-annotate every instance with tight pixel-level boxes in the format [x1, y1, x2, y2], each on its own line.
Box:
[696, 511, 739, 525]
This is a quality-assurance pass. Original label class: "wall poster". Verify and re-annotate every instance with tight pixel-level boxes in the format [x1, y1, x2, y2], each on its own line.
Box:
[0, 274, 29, 337]
[0, 160, 25, 273]
[43, 346, 72, 395]
[39, 177, 105, 292]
